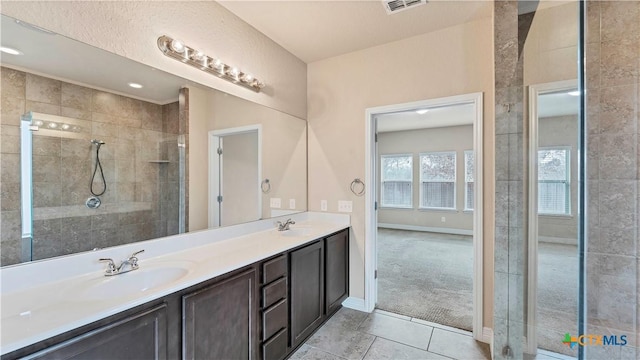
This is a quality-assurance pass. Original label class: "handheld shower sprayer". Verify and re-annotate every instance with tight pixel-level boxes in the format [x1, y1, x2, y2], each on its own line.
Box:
[89, 139, 107, 198]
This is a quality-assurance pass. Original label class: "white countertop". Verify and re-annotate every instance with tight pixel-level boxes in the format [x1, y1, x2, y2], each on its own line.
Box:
[0, 212, 350, 355]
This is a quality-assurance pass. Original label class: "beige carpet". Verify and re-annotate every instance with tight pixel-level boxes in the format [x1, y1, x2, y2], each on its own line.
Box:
[376, 228, 578, 355]
[377, 228, 474, 331]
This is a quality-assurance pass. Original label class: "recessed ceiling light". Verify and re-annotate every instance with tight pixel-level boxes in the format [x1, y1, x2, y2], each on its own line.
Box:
[0, 46, 23, 55]
[416, 109, 429, 115]
[128, 82, 143, 89]
[567, 91, 580, 96]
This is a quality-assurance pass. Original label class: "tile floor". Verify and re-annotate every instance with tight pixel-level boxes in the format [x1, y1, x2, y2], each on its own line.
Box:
[290, 308, 491, 360]
[291, 308, 577, 360]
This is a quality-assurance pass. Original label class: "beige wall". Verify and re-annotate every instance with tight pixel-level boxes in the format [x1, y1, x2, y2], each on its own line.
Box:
[524, 2, 578, 86]
[538, 115, 579, 242]
[0, 2, 307, 119]
[188, 86, 307, 231]
[378, 125, 473, 232]
[307, 16, 495, 328]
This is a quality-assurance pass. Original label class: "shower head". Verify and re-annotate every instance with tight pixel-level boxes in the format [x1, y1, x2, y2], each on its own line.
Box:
[91, 139, 105, 146]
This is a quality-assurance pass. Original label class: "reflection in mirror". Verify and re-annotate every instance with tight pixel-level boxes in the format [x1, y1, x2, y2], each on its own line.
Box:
[518, 1, 580, 357]
[187, 86, 307, 232]
[0, 14, 307, 266]
[529, 82, 579, 357]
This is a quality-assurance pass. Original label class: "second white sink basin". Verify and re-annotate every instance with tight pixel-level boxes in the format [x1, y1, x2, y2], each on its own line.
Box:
[78, 264, 191, 301]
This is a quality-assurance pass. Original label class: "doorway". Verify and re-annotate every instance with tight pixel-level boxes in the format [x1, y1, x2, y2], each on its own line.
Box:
[208, 125, 262, 228]
[364, 93, 484, 341]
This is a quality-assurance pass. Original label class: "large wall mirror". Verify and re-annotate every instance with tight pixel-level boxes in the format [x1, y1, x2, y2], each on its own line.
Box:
[0, 14, 307, 267]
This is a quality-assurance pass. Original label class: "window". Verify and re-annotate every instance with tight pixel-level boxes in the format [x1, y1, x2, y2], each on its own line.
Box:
[419, 152, 456, 209]
[538, 148, 570, 215]
[381, 155, 413, 208]
[464, 150, 474, 211]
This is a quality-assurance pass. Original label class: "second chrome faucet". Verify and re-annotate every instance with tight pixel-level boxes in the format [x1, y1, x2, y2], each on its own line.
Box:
[276, 219, 295, 231]
[99, 250, 145, 276]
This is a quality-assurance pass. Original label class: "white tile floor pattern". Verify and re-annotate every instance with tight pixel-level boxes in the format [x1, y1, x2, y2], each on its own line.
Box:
[292, 308, 578, 360]
[291, 308, 490, 360]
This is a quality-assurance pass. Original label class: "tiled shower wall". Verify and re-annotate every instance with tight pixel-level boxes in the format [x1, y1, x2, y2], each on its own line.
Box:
[585, 1, 639, 359]
[0, 67, 181, 266]
[493, 1, 639, 359]
[493, 1, 528, 358]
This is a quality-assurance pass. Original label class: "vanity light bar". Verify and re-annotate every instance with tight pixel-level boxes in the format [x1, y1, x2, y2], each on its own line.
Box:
[157, 35, 265, 92]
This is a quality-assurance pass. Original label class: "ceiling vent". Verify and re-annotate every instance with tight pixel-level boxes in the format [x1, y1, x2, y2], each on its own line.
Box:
[382, 0, 427, 15]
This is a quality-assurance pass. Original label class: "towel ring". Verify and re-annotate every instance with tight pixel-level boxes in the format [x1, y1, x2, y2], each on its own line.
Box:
[350, 178, 365, 196]
[261, 179, 271, 193]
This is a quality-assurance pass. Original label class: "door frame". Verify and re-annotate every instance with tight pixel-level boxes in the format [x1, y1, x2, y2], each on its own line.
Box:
[526, 80, 578, 354]
[364, 92, 484, 341]
[208, 124, 262, 228]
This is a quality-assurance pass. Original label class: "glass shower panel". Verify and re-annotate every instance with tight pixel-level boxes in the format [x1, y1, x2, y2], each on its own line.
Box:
[524, 1, 581, 359]
[530, 87, 580, 358]
[494, 1, 583, 359]
[18, 111, 184, 263]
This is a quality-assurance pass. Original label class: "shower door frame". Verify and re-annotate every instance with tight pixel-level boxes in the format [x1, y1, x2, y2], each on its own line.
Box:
[526, 79, 579, 354]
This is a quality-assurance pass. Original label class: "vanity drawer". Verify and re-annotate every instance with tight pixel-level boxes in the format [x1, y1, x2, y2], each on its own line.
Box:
[262, 255, 287, 284]
[262, 327, 287, 360]
[262, 299, 288, 341]
[262, 277, 287, 308]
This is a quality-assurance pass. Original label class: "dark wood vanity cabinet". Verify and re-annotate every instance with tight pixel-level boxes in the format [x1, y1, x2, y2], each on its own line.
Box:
[289, 240, 325, 349]
[182, 268, 259, 360]
[8, 228, 349, 360]
[289, 228, 349, 352]
[25, 305, 168, 360]
[259, 255, 289, 360]
[325, 230, 349, 316]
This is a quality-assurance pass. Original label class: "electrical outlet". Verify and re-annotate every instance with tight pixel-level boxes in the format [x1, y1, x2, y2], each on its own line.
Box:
[270, 198, 281, 208]
[320, 200, 328, 211]
[441, 216, 446, 223]
[338, 200, 353, 213]
[289, 199, 296, 209]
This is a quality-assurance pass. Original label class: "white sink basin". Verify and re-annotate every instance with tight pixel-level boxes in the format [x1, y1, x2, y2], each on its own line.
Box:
[279, 227, 313, 237]
[78, 264, 191, 301]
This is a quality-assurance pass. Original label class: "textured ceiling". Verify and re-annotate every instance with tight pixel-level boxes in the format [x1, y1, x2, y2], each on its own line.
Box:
[218, 0, 492, 63]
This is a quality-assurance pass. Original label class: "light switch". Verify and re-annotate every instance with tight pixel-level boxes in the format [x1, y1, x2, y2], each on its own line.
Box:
[338, 200, 353, 213]
[321, 200, 328, 212]
[289, 199, 296, 209]
[270, 198, 281, 208]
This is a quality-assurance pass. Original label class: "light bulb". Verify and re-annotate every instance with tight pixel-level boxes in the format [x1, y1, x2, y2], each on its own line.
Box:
[34, 120, 43, 126]
[48, 122, 58, 129]
[416, 109, 429, 115]
[241, 73, 254, 83]
[191, 51, 205, 61]
[229, 67, 240, 78]
[169, 39, 185, 53]
[128, 82, 143, 89]
[61, 124, 70, 130]
[212, 58, 223, 69]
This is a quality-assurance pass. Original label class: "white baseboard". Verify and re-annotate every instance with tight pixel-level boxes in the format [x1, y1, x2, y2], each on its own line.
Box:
[538, 236, 577, 246]
[341, 297, 368, 312]
[378, 223, 473, 236]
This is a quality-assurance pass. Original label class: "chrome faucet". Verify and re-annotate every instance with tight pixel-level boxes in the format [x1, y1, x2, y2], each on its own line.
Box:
[276, 219, 295, 231]
[99, 250, 145, 276]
